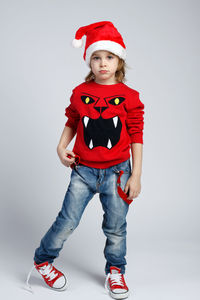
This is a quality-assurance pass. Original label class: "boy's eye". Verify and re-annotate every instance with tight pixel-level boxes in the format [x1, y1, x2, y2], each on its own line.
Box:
[92, 56, 113, 60]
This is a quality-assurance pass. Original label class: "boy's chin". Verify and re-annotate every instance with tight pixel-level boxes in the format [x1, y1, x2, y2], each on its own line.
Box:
[96, 74, 112, 81]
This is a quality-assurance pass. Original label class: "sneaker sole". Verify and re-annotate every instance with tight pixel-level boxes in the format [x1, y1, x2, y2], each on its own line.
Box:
[109, 289, 129, 299]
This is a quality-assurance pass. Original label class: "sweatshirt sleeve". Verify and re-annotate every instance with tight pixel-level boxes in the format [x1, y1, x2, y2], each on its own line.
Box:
[65, 91, 80, 131]
[125, 91, 145, 144]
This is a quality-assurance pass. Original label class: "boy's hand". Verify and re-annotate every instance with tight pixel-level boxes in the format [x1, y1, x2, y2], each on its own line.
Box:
[124, 174, 141, 200]
[57, 147, 76, 167]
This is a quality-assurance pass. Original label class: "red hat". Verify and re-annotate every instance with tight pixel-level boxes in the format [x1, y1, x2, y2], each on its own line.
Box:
[71, 21, 126, 66]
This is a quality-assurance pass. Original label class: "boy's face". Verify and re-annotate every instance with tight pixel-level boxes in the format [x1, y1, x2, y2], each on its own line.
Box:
[90, 50, 119, 83]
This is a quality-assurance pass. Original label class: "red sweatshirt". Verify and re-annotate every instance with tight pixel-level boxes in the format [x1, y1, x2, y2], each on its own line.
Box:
[65, 80, 144, 168]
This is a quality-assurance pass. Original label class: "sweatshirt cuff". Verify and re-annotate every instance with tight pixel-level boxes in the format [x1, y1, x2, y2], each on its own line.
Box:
[130, 133, 143, 144]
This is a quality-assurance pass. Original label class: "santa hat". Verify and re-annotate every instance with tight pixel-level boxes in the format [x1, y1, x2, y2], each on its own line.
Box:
[71, 21, 126, 66]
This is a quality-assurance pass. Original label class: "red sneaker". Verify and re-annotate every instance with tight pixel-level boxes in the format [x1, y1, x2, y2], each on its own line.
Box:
[25, 261, 67, 292]
[105, 266, 129, 299]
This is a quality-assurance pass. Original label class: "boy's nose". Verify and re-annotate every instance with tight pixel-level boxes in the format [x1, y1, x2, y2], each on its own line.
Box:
[100, 59, 107, 66]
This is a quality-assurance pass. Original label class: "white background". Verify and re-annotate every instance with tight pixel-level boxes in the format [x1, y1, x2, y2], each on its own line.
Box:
[0, 0, 199, 299]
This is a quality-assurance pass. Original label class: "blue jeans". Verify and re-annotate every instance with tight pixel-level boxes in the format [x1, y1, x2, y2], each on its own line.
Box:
[34, 158, 132, 274]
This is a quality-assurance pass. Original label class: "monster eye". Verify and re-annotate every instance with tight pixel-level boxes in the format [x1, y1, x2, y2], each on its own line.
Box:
[81, 95, 95, 105]
[109, 97, 125, 106]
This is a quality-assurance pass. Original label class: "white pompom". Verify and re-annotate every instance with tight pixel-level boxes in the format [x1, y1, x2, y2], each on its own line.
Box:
[72, 39, 83, 48]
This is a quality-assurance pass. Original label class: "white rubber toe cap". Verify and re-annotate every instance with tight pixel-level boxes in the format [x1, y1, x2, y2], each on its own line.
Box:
[52, 276, 67, 290]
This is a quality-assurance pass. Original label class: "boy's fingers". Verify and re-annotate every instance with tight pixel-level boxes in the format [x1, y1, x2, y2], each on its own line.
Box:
[64, 156, 74, 162]
[66, 154, 76, 160]
[124, 185, 128, 193]
[66, 151, 75, 157]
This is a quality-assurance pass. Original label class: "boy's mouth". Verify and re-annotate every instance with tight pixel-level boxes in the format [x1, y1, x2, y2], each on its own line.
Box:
[99, 70, 108, 74]
[82, 115, 122, 150]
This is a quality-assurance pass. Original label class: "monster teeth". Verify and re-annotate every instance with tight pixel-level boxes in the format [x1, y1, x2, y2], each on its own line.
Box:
[89, 139, 93, 149]
[107, 139, 112, 149]
[84, 116, 89, 128]
[113, 116, 118, 128]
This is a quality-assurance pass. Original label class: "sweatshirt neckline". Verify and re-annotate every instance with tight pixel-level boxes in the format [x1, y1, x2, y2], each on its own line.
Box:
[89, 80, 123, 88]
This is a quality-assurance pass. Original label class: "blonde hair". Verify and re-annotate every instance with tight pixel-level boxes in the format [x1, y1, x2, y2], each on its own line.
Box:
[84, 52, 128, 83]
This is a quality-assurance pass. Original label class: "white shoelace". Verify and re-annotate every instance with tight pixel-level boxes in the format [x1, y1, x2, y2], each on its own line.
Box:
[38, 264, 58, 281]
[24, 263, 58, 294]
[105, 272, 125, 292]
[24, 265, 35, 293]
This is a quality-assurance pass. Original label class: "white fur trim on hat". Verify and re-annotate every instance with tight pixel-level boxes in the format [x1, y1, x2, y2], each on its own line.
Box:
[85, 40, 126, 66]
[72, 38, 83, 48]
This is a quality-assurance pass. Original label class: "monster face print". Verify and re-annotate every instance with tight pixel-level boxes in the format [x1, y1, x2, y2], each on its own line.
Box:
[80, 92, 126, 150]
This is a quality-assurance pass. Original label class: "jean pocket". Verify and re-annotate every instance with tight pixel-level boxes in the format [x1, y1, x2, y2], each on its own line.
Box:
[112, 159, 131, 174]
[74, 163, 86, 171]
